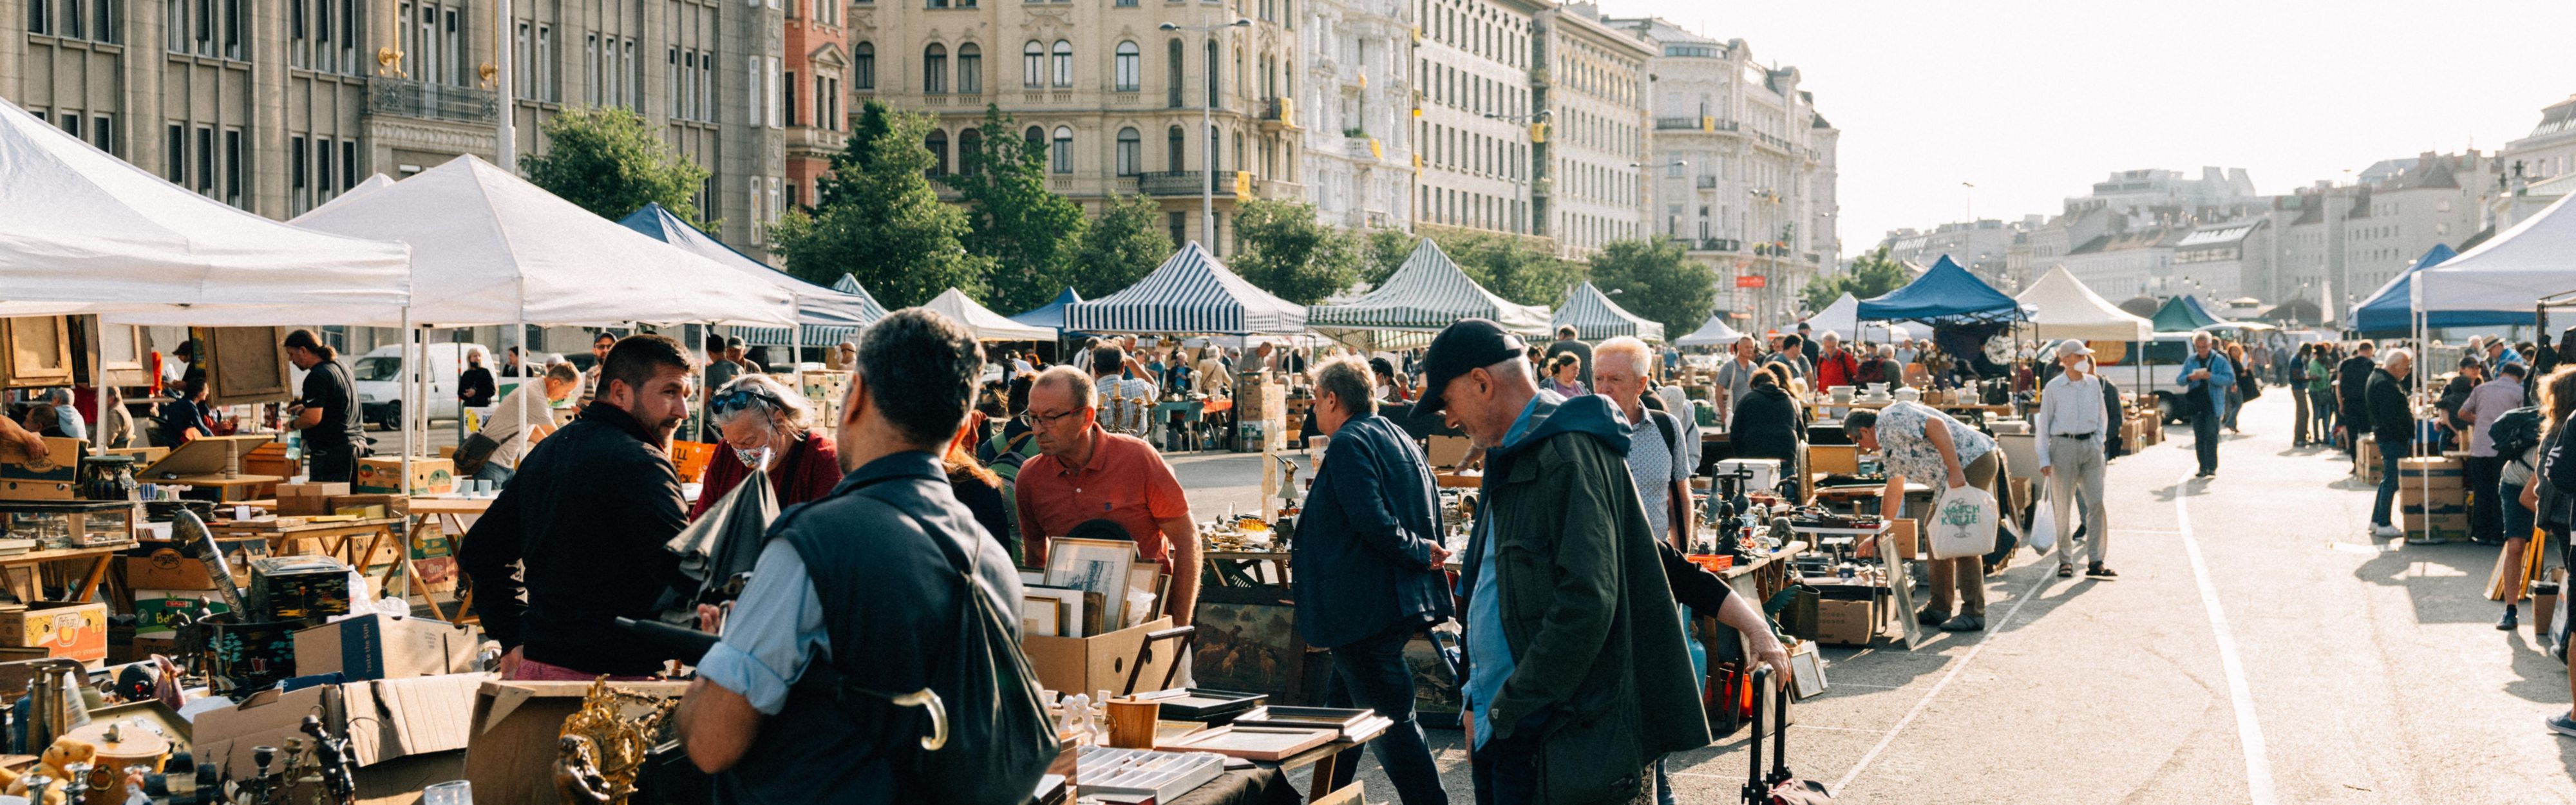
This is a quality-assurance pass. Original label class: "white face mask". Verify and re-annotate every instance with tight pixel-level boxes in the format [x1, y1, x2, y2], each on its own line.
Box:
[735, 446, 773, 472]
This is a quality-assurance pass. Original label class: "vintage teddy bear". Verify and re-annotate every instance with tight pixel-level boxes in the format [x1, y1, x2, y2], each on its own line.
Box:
[0, 736, 101, 804]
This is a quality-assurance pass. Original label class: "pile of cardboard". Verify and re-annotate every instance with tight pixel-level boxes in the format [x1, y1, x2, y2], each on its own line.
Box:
[2398, 456, 2467, 542]
[2356, 440, 2383, 484]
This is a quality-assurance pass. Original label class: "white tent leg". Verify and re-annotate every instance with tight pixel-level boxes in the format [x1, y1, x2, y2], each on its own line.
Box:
[398, 309, 413, 609]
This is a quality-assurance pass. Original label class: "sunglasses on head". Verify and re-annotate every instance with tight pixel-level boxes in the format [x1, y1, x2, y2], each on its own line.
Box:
[710, 386, 781, 415]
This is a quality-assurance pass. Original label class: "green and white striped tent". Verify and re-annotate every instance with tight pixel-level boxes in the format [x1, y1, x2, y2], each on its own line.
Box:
[1065, 241, 1307, 334]
[1553, 281, 1664, 341]
[1310, 238, 1551, 350]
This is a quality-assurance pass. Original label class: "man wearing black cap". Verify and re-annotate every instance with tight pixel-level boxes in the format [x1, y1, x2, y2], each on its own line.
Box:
[1415, 319, 1708, 804]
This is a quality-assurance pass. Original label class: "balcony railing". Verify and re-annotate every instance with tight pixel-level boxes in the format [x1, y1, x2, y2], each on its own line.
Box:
[1260, 96, 1295, 129]
[1696, 176, 1718, 189]
[1138, 170, 1233, 197]
[366, 77, 497, 124]
[1653, 117, 1738, 132]
[1692, 238, 1741, 253]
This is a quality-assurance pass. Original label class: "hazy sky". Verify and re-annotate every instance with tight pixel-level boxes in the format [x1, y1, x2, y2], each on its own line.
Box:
[1610, 0, 2576, 260]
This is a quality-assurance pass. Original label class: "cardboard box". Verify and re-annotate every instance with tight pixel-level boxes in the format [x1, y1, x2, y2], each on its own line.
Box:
[327, 493, 409, 519]
[0, 601, 108, 665]
[2398, 457, 2463, 478]
[275, 482, 352, 516]
[2398, 485, 2467, 507]
[1890, 518, 1920, 560]
[122, 536, 270, 591]
[342, 673, 485, 766]
[1814, 598, 1877, 647]
[355, 457, 455, 496]
[131, 588, 234, 637]
[466, 680, 690, 805]
[250, 555, 355, 627]
[1426, 436, 1473, 468]
[1808, 444, 1860, 475]
[294, 614, 481, 681]
[1022, 616, 1180, 697]
[196, 684, 343, 779]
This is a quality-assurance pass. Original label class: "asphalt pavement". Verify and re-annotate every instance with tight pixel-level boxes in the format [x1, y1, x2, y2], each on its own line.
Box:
[1173, 393, 2576, 803]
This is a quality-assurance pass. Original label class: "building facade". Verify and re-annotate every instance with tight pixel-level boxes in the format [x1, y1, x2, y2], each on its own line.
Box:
[1877, 218, 2023, 288]
[784, 0, 851, 212]
[2, 0, 785, 258]
[1298, 0, 1412, 231]
[1410, 0, 1539, 239]
[1529, 3, 1643, 257]
[850, 0, 1304, 254]
[1601, 14, 1835, 332]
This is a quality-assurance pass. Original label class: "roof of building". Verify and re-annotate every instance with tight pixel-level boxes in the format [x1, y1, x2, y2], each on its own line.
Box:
[1812, 111, 1832, 129]
[2067, 227, 2180, 256]
[2175, 220, 2265, 249]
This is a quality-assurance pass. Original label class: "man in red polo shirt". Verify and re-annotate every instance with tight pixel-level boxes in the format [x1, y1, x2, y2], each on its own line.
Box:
[1813, 330, 1859, 392]
[1016, 366, 1203, 625]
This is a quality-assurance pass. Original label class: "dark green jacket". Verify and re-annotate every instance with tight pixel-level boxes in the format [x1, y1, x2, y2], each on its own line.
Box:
[1460, 393, 1711, 803]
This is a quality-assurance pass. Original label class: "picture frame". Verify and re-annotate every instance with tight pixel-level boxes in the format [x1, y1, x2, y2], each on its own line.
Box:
[1787, 643, 1828, 700]
[1879, 531, 1922, 649]
[1161, 725, 1336, 761]
[194, 326, 296, 406]
[1020, 595, 1064, 638]
[1046, 537, 1140, 632]
[1023, 585, 1086, 637]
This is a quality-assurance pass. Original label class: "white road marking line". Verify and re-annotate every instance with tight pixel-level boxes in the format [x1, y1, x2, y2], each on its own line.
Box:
[1829, 556, 2055, 793]
[2175, 473, 2279, 804]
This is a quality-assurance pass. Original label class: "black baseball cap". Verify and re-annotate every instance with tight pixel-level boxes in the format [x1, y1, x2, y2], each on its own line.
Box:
[1412, 319, 1528, 421]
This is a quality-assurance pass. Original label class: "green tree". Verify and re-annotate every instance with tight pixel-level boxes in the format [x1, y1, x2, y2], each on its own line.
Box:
[943, 106, 1090, 312]
[1233, 198, 1363, 305]
[773, 108, 987, 308]
[1356, 229, 1418, 287]
[813, 100, 894, 208]
[1589, 238, 1716, 339]
[520, 105, 714, 225]
[1066, 193, 1171, 298]
[1798, 246, 1911, 312]
[1434, 231, 1587, 307]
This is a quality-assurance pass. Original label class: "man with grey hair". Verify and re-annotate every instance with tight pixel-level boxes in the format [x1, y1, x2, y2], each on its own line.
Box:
[1297, 355, 1453, 804]
[41, 388, 84, 443]
[1712, 335, 1762, 429]
[2177, 332, 2235, 478]
[1595, 337, 1692, 549]
[2366, 348, 2416, 537]
[677, 308, 1033, 801]
[1016, 364, 1202, 623]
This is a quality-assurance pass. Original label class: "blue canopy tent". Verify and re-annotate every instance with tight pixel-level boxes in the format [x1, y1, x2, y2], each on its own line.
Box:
[1854, 255, 2032, 324]
[1010, 287, 1081, 330]
[2347, 244, 2501, 337]
[616, 202, 886, 347]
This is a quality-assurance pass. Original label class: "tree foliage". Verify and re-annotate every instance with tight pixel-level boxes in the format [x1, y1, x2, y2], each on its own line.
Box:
[520, 105, 714, 226]
[814, 100, 895, 209]
[773, 107, 987, 309]
[1589, 238, 1716, 339]
[1233, 198, 1363, 306]
[943, 106, 1090, 313]
[1799, 246, 1912, 312]
[1356, 229, 1418, 288]
[1432, 231, 1587, 308]
[1067, 193, 1171, 299]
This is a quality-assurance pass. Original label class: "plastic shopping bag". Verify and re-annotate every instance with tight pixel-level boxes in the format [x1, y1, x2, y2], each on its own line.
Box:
[2025, 490, 2058, 555]
[1927, 484, 2000, 560]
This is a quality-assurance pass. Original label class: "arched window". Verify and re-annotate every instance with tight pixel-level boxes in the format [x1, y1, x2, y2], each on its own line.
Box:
[1025, 126, 1045, 152]
[1051, 40, 1074, 88]
[1166, 39, 1185, 108]
[922, 44, 947, 94]
[1113, 41, 1140, 92]
[1116, 126, 1141, 176]
[958, 128, 983, 176]
[956, 43, 981, 94]
[1167, 125, 1185, 172]
[854, 42, 875, 90]
[924, 129, 949, 176]
[1052, 126, 1074, 174]
[1022, 41, 1043, 88]
[1208, 124, 1220, 173]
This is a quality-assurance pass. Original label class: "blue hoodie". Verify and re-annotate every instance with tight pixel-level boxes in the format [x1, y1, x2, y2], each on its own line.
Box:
[1459, 389, 1634, 748]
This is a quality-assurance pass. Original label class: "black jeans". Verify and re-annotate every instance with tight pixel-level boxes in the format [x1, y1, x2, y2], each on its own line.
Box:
[2191, 410, 2221, 474]
[305, 443, 358, 484]
[2467, 455, 2505, 540]
[1326, 625, 1450, 805]
[1470, 728, 1542, 805]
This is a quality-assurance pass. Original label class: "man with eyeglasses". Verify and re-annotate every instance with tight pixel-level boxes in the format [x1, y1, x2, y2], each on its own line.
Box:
[1014, 365, 1202, 625]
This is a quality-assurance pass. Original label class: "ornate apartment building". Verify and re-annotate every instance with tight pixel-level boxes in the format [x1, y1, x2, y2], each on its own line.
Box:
[784, 0, 851, 213]
[1410, 0, 1539, 239]
[1296, 0, 1410, 231]
[1530, 3, 1643, 257]
[1601, 14, 1836, 331]
[849, 0, 1305, 254]
[1, 0, 786, 258]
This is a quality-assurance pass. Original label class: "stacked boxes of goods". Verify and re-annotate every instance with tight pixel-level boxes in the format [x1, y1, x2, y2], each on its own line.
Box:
[2355, 440, 2383, 484]
[2397, 456, 2467, 542]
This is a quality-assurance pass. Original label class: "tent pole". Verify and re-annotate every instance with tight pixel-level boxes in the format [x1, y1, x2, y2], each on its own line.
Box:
[398, 309, 413, 610]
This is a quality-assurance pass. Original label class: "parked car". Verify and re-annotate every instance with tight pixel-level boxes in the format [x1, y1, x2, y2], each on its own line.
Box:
[353, 342, 490, 426]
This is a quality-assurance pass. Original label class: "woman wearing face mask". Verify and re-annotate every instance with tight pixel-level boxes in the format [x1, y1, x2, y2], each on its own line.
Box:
[689, 374, 843, 520]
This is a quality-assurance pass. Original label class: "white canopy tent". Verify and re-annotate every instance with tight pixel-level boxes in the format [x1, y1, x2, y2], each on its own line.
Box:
[1803, 293, 1929, 344]
[2411, 193, 2576, 320]
[296, 173, 397, 222]
[922, 288, 1059, 341]
[0, 99, 411, 317]
[2016, 267, 2152, 341]
[1673, 312, 1746, 347]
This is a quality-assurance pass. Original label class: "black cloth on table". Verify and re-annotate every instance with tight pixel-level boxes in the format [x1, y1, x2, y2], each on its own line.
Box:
[1165, 768, 1304, 805]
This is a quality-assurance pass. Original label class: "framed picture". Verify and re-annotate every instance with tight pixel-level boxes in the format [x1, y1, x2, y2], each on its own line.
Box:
[1788, 643, 1828, 700]
[1878, 531, 1921, 650]
[1021, 595, 1064, 638]
[1023, 585, 1085, 637]
[1162, 725, 1335, 761]
[1046, 538, 1139, 632]
[195, 326, 296, 406]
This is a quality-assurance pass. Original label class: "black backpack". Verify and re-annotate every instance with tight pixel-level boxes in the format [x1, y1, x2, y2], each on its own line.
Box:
[2493, 406, 2545, 462]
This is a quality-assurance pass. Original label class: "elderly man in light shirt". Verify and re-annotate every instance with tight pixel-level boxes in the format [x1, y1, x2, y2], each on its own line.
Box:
[2036, 340, 2117, 580]
[1711, 335, 1763, 429]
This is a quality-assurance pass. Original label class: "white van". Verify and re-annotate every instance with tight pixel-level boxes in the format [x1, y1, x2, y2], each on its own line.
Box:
[352, 343, 491, 426]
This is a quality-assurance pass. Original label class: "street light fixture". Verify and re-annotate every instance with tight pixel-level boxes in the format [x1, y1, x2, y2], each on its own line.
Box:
[1160, 16, 1255, 249]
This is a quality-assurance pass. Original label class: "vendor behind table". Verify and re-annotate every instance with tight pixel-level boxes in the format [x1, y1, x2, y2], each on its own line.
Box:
[281, 328, 364, 484]
[1014, 365, 1201, 626]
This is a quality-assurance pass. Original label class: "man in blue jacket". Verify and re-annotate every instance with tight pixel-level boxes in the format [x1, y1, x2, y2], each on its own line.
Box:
[2179, 333, 2235, 478]
[1296, 355, 1454, 805]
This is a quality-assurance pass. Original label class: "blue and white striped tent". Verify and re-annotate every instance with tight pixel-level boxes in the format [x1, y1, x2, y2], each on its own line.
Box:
[1553, 281, 1665, 341]
[615, 203, 886, 347]
[1064, 242, 1307, 334]
[1309, 238, 1551, 349]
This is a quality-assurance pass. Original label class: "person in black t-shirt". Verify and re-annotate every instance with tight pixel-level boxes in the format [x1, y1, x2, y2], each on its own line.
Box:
[283, 329, 366, 483]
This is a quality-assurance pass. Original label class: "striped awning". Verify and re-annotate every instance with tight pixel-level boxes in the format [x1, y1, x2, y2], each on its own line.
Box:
[734, 274, 890, 346]
[1310, 238, 1552, 336]
[1063, 242, 1307, 334]
[1553, 281, 1665, 341]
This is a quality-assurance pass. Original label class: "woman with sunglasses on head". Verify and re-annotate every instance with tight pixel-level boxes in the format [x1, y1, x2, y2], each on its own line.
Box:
[689, 374, 843, 520]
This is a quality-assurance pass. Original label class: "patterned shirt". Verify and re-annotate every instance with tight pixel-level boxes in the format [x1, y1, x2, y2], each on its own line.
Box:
[1874, 401, 1994, 483]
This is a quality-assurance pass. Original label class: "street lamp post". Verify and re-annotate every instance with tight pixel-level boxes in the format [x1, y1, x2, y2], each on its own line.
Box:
[1161, 16, 1252, 249]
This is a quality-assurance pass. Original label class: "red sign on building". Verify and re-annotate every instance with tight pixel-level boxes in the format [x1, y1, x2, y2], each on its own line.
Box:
[1734, 274, 1768, 289]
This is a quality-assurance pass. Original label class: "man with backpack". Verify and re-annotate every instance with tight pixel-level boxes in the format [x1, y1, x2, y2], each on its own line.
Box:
[679, 308, 1040, 803]
[2462, 363, 2530, 545]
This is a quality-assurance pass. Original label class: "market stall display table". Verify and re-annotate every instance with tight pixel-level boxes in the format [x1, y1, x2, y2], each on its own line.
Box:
[0, 543, 132, 603]
[1434, 470, 1483, 489]
[162, 474, 286, 503]
[1204, 549, 1290, 589]
[210, 517, 402, 578]
[396, 496, 491, 621]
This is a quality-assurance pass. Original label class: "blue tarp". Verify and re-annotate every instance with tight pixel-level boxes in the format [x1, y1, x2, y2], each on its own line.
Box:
[1010, 287, 1081, 330]
[1854, 255, 2032, 324]
[616, 202, 885, 346]
[2347, 244, 2519, 336]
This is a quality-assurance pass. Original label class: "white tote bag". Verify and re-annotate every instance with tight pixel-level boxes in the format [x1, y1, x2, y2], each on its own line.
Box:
[1927, 484, 2000, 560]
